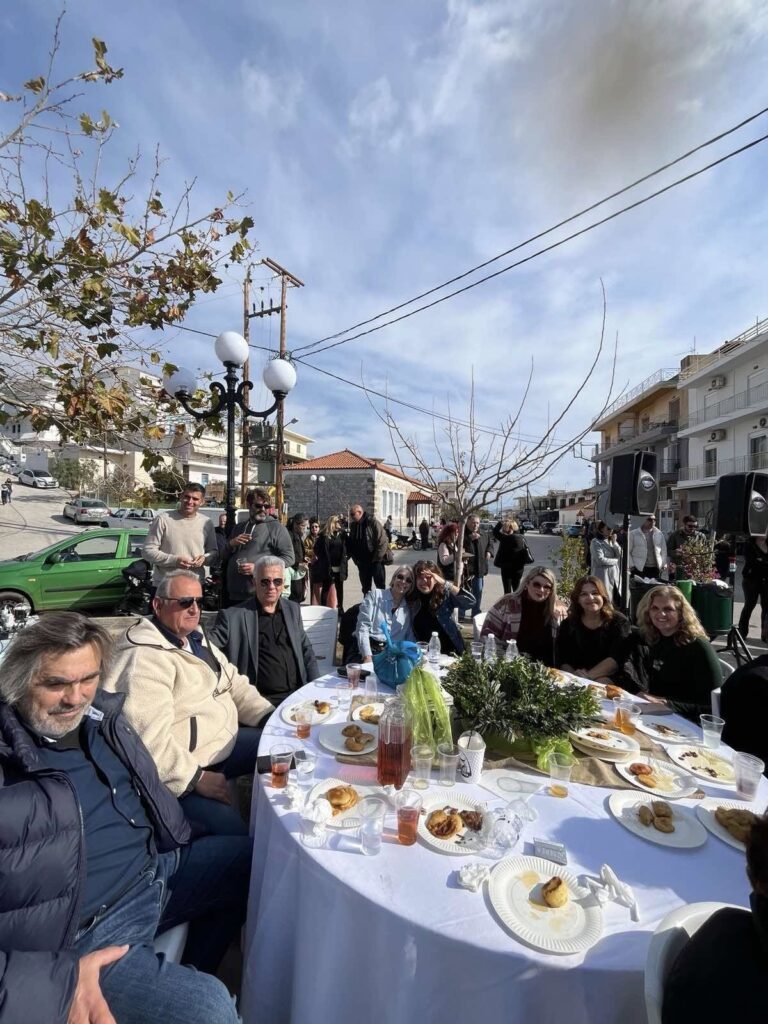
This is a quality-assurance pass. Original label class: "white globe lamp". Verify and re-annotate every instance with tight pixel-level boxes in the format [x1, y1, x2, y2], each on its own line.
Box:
[163, 367, 198, 397]
[214, 330, 249, 367]
[262, 357, 297, 396]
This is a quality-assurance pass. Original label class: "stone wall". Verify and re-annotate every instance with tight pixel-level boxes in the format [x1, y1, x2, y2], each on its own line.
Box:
[283, 468, 376, 523]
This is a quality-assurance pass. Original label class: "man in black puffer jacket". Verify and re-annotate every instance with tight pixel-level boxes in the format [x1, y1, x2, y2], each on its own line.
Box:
[0, 612, 248, 1024]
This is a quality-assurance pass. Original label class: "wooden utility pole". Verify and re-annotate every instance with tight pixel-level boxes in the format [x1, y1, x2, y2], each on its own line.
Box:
[240, 265, 252, 506]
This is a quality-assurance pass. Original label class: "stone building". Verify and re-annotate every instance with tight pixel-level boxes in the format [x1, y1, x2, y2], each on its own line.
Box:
[283, 449, 436, 527]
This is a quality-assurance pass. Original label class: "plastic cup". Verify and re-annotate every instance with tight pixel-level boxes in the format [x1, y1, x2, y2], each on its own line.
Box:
[410, 744, 434, 790]
[336, 680, 352, 714]
[270, 743, 295, 789]
[437, 741, 460, 787]
[347, 664, 362, 689]
[700, 714, 725, 750]
[548, 752, 576, 798]
[294, 706, 312, 739]
[364, 673, 379, 700]
[358, 797, 387, 856]
[417, 642, 429, 663]
[296, 751, 317, 789]
[457, 730, 486, 783]
[395, 790, 422, 845]
[613, 698, 641, 736]
[733, 752, 764, 800]
[470, 641, 483, 661]
[236, 556, 250, 575]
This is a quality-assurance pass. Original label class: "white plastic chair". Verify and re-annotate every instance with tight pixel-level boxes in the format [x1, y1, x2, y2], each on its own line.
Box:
[644, 901, 743, 1024]
[153, 922, 189, 963]
[711, 659, 733, 717]
[300, 606, 338, 667]
[472, 612, 487, 642]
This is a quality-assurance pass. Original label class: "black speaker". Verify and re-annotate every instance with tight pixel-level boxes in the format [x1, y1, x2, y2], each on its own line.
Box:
[714, 473, 768, 536]
[608, 452, 658, 515]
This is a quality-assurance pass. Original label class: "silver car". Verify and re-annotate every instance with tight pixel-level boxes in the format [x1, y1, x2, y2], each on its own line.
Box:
[63, 497, 112, 523]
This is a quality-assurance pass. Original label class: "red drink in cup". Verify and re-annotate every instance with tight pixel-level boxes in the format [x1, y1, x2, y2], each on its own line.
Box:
[270, 743, 294, 789]
[395, 791, 422, 845]
[271, 762, 290, 788]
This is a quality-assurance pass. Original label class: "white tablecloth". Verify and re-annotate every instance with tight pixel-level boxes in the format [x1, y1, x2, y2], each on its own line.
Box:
[241, 675, 765, 1024]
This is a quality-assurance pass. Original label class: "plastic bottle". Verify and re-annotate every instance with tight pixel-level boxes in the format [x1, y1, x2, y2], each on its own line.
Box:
[484, 633, 496, 662]
[427, 632, 441, 664]
[505, 639, 519, 662]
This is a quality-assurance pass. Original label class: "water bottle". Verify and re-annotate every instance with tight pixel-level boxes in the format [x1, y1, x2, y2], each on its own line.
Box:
[505, 639, 519, 662]
[427, 632, 441, 665]
[484, 634, 496, 662]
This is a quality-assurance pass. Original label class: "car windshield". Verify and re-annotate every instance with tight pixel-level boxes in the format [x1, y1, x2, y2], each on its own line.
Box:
[13, 540, 66, 561]
[81, 499, 106, 508]
[32, 470, 51, 477]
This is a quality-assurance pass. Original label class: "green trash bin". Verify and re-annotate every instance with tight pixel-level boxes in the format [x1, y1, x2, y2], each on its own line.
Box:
[691, 584, 733, 636]
[629, 578, 662, 624]
[675, 579, 693, 604]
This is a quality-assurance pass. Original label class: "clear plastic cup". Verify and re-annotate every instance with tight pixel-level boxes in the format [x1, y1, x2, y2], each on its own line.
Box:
[296, 751, 317, 789]
[613, 698, 641, 736]
[700, 714, 725, 750]
[336, 680, 352, 714]
[733, 752, 764, 800]
[358, 797, 387, 856]
[364, 673, 379, 700]
[294, 706, 312, 739]
[470, 641, 483, 661]
[395, 790, 422, 845]
[270, 743, 295, 789]
[410, 744, 434, 790]
[347, 664, 362, 689]
[548, 752, 576, 798]
[437, 742, 460, 787]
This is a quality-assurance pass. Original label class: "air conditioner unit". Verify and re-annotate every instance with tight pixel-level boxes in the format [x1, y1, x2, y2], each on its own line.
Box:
[760, 417, 767, 428]
[709, 429, 727, 442]
[711, 375, 727, 389]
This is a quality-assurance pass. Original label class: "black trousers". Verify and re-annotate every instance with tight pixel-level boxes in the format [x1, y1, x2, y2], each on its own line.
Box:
[501, 569, 523, 595]
[739, 575, 768, 636]
[321, 573, 345, 612]
[358, 561, 386, 594]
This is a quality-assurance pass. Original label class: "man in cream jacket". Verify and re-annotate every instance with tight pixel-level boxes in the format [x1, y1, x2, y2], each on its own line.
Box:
[104, 570, 273, 836]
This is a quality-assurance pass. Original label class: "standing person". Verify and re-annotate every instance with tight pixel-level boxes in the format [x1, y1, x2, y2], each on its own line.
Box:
[312, 514, 349, 610]
[347, 503, 389, 594]
[738, 534, 768, 639]
[142, 482, 218, 589]
[492, 518, 529, 595]
[305, 517, 321, 603]
[419, 519, 430, 550]
[3, 477, 11, 503]
[224, 488, 294, 607]
[590, 520, 622, 604]
[384, 515, 394, 542]
[214, 512, 229, 563]
[287, 513, 309, 604]
[0, 480, 8, 506]
[628, 513, 668, 578]
[668, 514, 705, 580]
[437, 523, 459, 582]
[459, 514, 494, 621]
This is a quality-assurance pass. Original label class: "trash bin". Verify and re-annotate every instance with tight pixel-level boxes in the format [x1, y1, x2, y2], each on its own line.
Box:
[691, 584, 733, 636]
[629, 578, 662, 624]
[674, 579, 693, 604]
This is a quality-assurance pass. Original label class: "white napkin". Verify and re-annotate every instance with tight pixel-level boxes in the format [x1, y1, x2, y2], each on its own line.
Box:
[456, 863, 490, 892]
[583, 864, 639, 922]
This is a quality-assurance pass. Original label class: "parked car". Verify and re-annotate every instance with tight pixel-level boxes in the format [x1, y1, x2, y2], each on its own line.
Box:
[521, 520, 536, 531]
[18, 468, 58, 488]
[0, 528, 149, 613]
[101, 507, 159, 528]
[539, 522, 554, 535]
[567, 524, 584, 538]
[63, 497, 112, 524]
[551, 524, 563, 536]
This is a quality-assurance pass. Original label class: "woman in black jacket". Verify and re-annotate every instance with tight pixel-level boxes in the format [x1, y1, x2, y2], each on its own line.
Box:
[287, 513, 309, 603]
[492, 519, 529, 594]
[738, 535, 768, 639]
[556, 575, 631, 684]
[312, 514, 349, 612]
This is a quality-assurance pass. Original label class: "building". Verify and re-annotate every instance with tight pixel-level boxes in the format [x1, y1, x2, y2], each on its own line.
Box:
[675, 315, 768, 524]
[512, 486, 598, 527]
[283, 449, 437, 526]
[590, 367, 686, 534]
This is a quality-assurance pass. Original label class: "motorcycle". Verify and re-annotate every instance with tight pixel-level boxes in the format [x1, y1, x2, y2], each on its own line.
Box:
[114, 560, 221, 616]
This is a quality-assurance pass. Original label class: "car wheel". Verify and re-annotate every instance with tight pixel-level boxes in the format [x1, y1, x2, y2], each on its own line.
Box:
[0, 590, 33, 614]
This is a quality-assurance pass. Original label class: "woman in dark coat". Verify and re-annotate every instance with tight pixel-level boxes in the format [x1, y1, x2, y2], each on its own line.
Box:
[312, 513, 349, 612]
[492, 519, 529, 594]
[556, 575, 631, 684]
[738, 535, 768, 639]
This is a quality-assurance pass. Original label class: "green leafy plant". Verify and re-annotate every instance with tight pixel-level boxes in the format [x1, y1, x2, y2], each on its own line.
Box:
[680, 535, 716, 584]
[555, 535, 587, 596]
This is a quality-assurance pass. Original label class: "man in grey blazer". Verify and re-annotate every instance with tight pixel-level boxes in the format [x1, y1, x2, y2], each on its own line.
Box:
[210, 555, 320, 707]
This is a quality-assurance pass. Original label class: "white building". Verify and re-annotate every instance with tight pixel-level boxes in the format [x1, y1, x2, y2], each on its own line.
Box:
[675, 316, 768, 523]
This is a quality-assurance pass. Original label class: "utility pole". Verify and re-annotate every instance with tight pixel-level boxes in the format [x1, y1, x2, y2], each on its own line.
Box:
[240, 265, 252, 507]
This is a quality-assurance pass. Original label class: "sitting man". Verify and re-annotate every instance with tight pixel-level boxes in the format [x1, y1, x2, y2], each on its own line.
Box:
[0, 612, 247, 1024]
[104, 569, 273, 837]
[663, 814, 768, 1023]
[211, 554, 320, 708]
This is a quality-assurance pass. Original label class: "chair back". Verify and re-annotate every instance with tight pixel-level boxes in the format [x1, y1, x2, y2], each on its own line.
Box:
[644, 901, 743, 1024]
[300, 605, 339, 667]
[472, 612, 487, 642]
[153, 922, 189, 963]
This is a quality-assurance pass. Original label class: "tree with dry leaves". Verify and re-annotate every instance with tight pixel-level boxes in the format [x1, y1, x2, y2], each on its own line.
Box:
[372, 291, 616, 586]
[0, 16, 254, 468]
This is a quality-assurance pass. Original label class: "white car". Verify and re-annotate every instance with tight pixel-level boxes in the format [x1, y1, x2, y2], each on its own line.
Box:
[63, 498, 112, 524]
[100, 507, 159, 528]
[18, 468, 58, 488]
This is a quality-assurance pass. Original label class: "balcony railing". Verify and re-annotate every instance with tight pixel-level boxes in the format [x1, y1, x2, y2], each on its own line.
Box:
[678, 380, 768, 430]
[679, 451, 768, 482]
[593, 421, 678, 457]
[679, 315, 768, 380]
[593, 369, 678, 425]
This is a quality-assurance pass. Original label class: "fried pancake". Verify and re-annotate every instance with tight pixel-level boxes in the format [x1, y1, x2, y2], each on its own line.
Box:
[313, 700, 330, 715]
[637, 805, 654, 827]
[715, 807, 758, 844]
[629, 763, 652, 776]
[341, 724, 362, 737]
[459, 810, 484, 832]
[652, 816, 675, 834]
[325, 785, 358, 816]
[651, 801, 673, 819]
[605, 685, 623, 700]
[541, 876, 569, 908]
[426, 808, 463, 839]
[359, 705, 380, 724]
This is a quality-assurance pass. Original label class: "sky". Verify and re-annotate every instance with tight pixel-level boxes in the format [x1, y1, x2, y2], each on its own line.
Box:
[4, 0, 768, 502]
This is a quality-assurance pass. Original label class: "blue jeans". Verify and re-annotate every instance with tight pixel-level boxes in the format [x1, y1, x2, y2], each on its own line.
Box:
[180, 726, 262, 836]
[73, 836, 250, 1023]
[458, 576, 484, 620]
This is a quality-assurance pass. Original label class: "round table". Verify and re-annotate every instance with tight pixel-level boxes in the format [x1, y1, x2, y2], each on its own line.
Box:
[241, 674, 764, 1024]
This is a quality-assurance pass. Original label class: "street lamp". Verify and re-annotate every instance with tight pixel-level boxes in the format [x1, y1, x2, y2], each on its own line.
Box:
[310, 473, 325, 519]
[164, 331, 297, 533]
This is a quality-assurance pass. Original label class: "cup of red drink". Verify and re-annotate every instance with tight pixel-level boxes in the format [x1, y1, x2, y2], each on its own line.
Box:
[270, 743, 294, 789]
[347, 664, 362, 689]
[395, 790, 422, 845]
[294, 706, 312, 740]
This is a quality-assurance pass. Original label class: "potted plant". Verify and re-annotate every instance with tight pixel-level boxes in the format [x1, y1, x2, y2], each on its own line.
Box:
[442, 653, 600, 770]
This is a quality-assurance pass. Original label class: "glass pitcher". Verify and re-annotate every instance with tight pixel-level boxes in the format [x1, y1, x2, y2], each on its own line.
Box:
[377, 693, 413, 790]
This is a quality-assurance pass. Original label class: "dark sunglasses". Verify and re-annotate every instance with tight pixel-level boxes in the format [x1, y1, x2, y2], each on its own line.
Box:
[393, 573, 412, 582]
[252, 502, 269, 510]
[164, 596, 204, 609]
[258, 577, 284, 588]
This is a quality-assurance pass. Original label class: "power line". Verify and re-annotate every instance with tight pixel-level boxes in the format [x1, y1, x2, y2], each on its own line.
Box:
[294, 104, 768, 356]
[295, 129, 768, 359]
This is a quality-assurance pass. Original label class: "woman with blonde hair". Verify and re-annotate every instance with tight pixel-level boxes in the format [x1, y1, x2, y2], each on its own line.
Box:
[633, 584, 722, 717]
[481, 566, 567, 666]
[492, 518, 530, 594]
[311, 513, 348, 611]
[556, 575, 631, 684]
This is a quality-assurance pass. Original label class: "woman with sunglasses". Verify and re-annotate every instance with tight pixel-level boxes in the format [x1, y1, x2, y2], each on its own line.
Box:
[481, 566, 566, 666]
[556, 576, 631, 684]
[354, 565, 415, 667]
[409, 560, 474, 655]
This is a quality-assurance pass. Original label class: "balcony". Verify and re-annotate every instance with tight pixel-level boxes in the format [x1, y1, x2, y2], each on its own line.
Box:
[678, 380, 768, 433]
[592, 421, 678, 461]
[592, 369, 678, 429]
[677, 451, 768, 486]
[679, 315, 768, 383]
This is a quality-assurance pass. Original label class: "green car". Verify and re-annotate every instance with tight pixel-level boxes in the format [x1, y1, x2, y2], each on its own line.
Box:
[0, 528, 148, 613]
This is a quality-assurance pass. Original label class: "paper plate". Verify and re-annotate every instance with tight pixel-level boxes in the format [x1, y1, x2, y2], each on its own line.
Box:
[614, 757, 699, 799]
[634, 716, 699, 745]
[608, 791, 707, 848]
[316, 722, 378, 757]
[307, 778, 382, 829]
[696, 798, 762, 852]
[569, 728, 640, 762]
[489, 855, 603, 954]
[280, 698, 334, 727]
[351, 701, 386, 726]
[664, 746, 736, 786]
[418, 793, 487, 855]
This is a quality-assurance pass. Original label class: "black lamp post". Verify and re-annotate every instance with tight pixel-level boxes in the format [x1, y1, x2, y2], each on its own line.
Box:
[310, 473, 325, 519]
[165, 331, 297, 534]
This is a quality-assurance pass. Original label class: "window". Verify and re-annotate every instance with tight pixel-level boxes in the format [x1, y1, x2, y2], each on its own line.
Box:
[200, 473, 209, 485]
[63, 536, 120, 561]
[750, 435, 768, 471]
[704, 448, 717, 477]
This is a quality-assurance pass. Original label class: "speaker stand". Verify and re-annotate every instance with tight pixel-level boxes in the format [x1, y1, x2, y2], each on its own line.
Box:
[722, 625, 752, 667]
[619, 513, 630, 616]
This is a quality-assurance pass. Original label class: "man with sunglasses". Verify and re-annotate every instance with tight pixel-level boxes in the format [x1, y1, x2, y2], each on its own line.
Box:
[223, 487, 294, 607]
[104, 571, 273, 836]
[628, 513, 668, 579]
[211, 555, 319, 708]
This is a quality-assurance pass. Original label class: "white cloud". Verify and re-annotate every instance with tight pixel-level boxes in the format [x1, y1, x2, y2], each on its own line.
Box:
[240, 59, 303, 125]
[348, 77, 399, 141]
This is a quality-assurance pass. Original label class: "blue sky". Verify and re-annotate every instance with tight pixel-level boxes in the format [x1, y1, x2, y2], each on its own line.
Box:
[5, 1, 768, 499]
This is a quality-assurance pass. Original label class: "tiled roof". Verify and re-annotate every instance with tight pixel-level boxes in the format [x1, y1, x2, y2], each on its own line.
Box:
[407, 490, 434, 502]
[284, 448, 427, 488]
